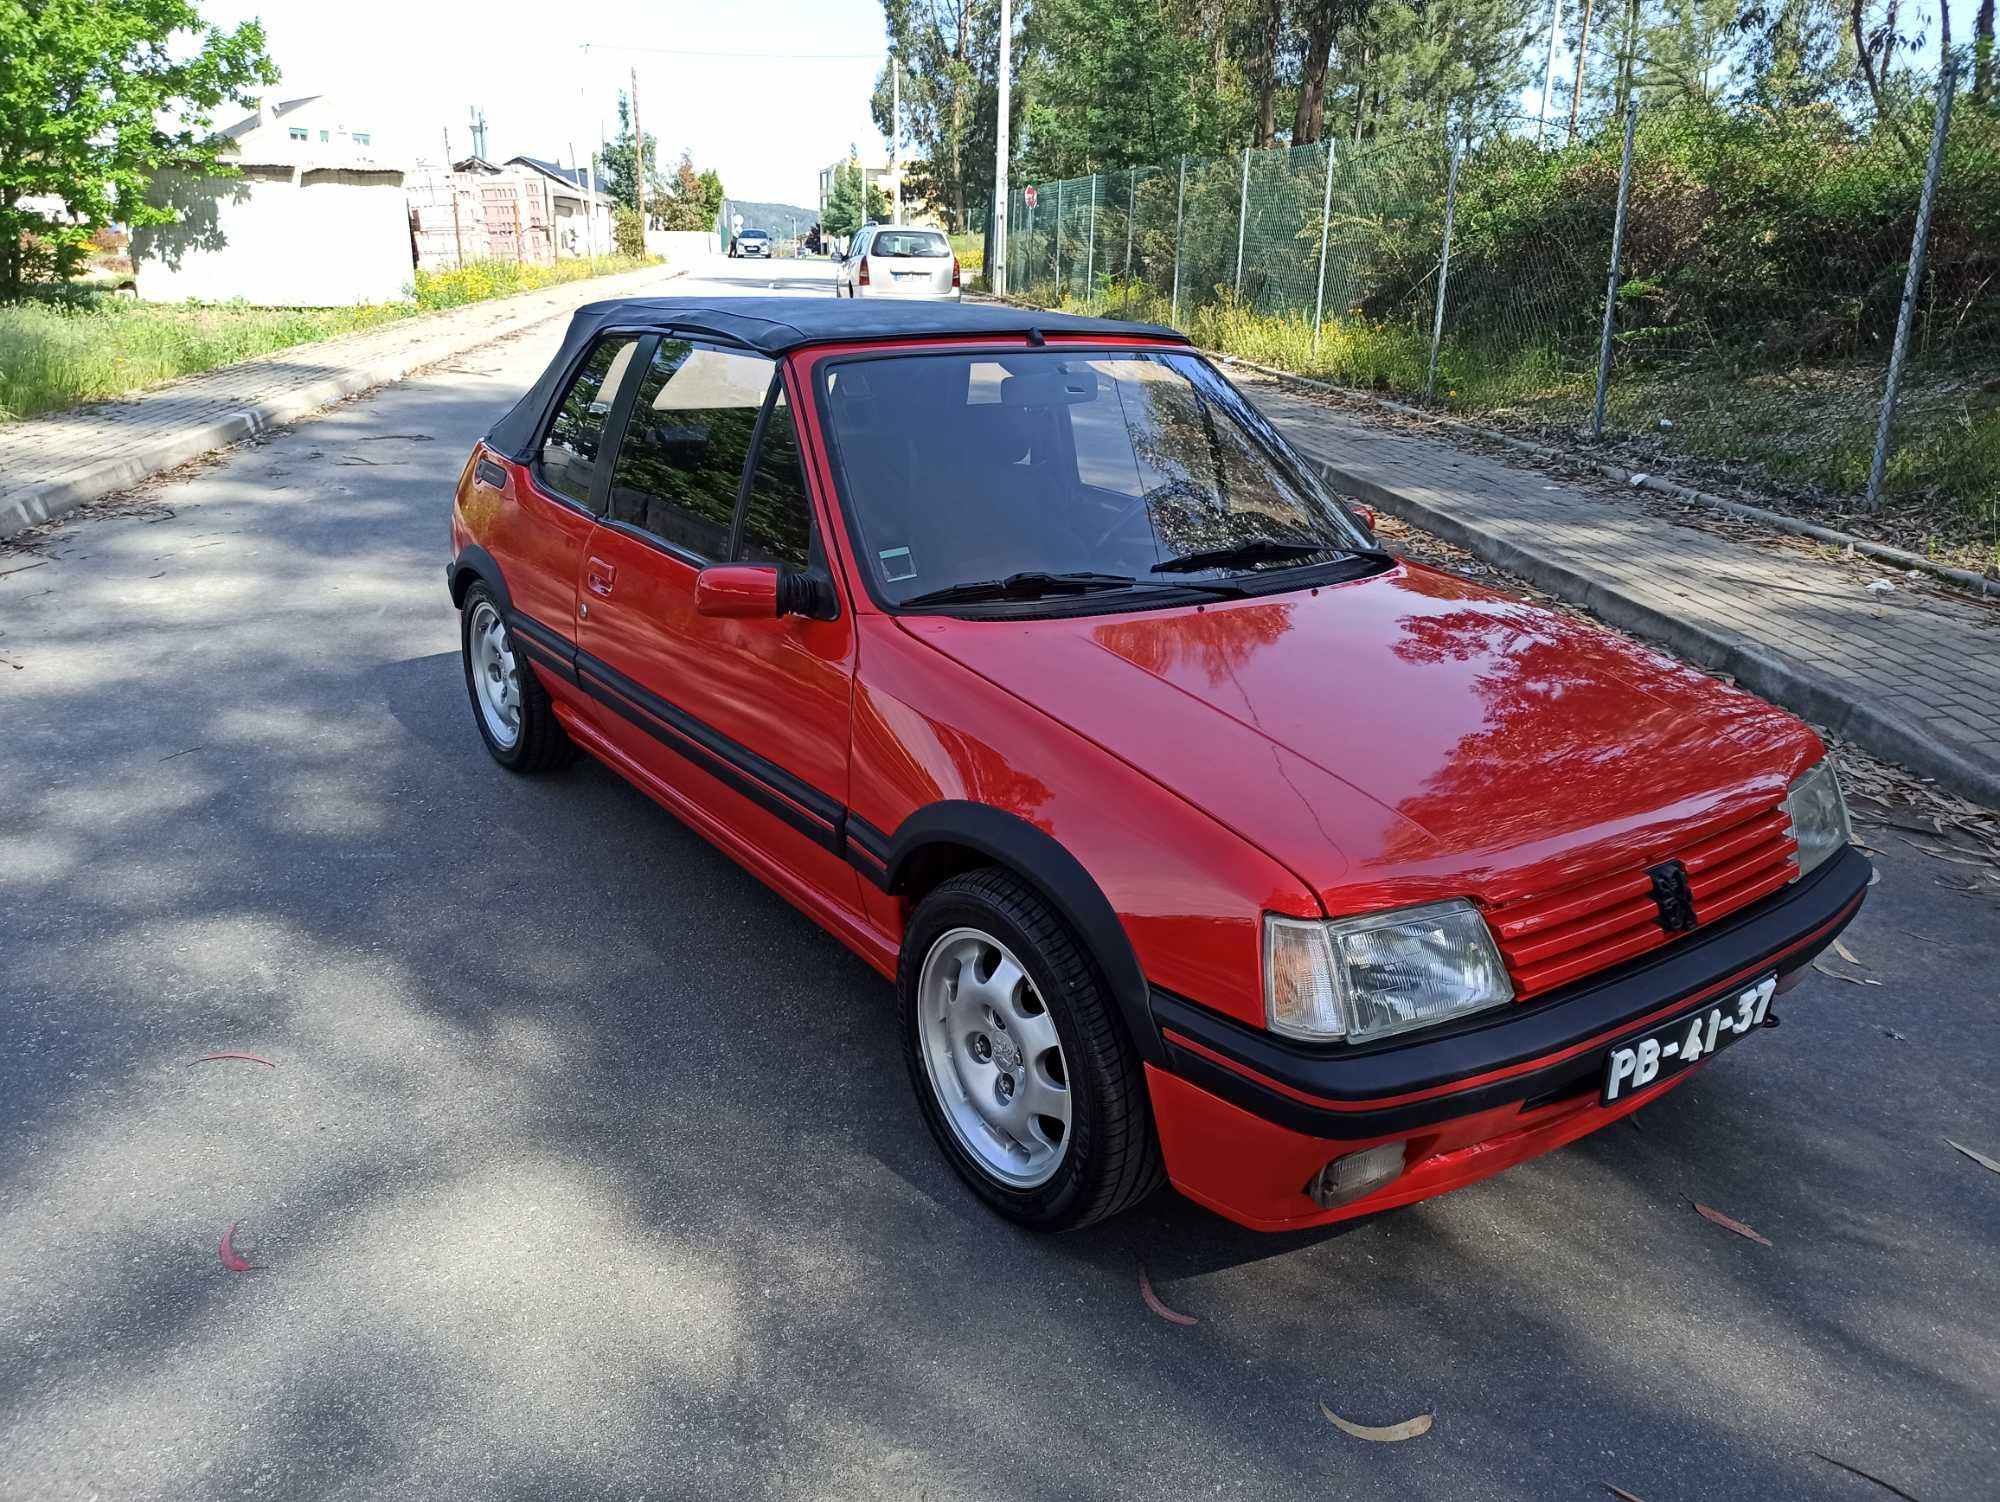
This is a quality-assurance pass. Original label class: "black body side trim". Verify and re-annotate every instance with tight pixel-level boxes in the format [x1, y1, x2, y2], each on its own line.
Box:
[1156, 846, 1871, 1139]
[876, 802, 1163, 1065]
[506, 611, 578, 679]
[566, 646, 847, 854]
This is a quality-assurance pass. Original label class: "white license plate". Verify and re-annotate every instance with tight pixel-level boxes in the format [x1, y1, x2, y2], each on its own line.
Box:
[1602, 974, 1776, 1103]
[893, 271, 928, 282]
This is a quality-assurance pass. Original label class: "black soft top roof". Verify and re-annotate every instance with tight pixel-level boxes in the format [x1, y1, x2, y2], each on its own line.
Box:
[484, 296, 1190, 462]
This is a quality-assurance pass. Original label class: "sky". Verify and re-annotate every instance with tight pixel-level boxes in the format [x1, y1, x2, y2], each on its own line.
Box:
[197, 0, 895, 206]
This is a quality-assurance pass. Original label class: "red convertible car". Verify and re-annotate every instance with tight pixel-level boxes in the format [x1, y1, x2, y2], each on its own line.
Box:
[448, 299, 1868, 1232]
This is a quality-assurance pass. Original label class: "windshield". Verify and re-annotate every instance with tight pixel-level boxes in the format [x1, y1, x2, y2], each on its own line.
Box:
[742, 230, 768, 239]
[870, 231, 949, 258]
[817, 349, 1376, 608]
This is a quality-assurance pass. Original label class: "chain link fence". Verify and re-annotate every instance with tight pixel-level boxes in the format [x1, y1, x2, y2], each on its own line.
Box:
[999, 78, 2000, 536]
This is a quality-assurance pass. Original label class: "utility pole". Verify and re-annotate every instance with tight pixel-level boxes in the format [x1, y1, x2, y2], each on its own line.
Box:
[891, 58, 902, 227]
[630, 67, 647, 227]
[444, 126, 463, 268]
[991, 0, 1011, 295]
[1537, 0, 1565, 146]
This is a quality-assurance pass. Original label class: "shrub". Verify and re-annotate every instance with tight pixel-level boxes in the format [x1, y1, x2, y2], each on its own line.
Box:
[613, 206, 646, 259]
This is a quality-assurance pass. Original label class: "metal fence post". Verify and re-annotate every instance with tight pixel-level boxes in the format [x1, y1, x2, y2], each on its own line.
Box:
[1054, 177, 1063, 291]
[1085, 172, 1097, 301]
[1311, 142, 1336, 360]
[1426, 138, 1465, 402]
[1589, 99, 1639, 443]
[1171, 155, 1186, 325]
[1867, 60, 1957, 509]
[1123, 172, 1135, 317]
[1234, 145, 1250, 297]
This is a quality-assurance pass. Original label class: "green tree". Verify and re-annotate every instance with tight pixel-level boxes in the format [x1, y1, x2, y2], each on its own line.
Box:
[598, 91, 666, 214]
[821, 150, 890, 236]
[872, 1, 997, 230]
[656, 150, 725, 231]
[0, 0, 278, 299]
[612, 204, 646, 257]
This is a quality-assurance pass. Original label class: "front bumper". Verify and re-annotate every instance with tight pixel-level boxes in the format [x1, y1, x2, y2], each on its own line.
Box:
[1148, 845, 1871, 1230]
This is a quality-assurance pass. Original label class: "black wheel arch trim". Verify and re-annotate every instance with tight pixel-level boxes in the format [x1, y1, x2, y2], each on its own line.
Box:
[447, 545, 512, 613]
[870, 801, 1163, 1065]
[1150, 845, 1871, 1139]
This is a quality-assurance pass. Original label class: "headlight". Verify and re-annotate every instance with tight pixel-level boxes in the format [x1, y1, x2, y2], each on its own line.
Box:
[1784, 758, 1851, 877]
[1264, 900, 1514, 1044]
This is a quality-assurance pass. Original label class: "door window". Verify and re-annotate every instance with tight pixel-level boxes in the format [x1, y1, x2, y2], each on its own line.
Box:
[538, 336, 639, 507]
[606, 340, 774, 560]
[736, 391, 813, 569]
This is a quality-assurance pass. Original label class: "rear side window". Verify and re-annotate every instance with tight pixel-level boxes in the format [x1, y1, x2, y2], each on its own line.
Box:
[539, 336, 639, 506]
[736, 390, 812, 569]
[606, 339, 774, 559]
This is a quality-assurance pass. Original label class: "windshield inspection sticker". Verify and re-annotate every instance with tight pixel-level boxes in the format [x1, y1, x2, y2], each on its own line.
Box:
[879, 547, 918, 582]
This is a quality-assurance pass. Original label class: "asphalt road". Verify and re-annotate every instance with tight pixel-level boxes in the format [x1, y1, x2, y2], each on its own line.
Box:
[3, 255, 1996, 1502]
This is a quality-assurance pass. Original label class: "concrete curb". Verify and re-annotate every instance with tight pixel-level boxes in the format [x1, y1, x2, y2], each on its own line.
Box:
[1312, 456, 2000, 808]
[0, 265, 688, 542]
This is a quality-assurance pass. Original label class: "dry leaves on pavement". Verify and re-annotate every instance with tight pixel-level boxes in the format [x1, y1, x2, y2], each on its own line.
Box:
[217, 1222, 263, 1273]
[1317, 1401, 1433, 1441]
[1691, 1201, 1774, 1247]
[1136, 1262, 1199, 1325]
[1944, 1139, 2000, 1174]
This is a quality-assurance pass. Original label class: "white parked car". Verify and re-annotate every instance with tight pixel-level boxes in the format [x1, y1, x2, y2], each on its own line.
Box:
[835, 226, 961, 300]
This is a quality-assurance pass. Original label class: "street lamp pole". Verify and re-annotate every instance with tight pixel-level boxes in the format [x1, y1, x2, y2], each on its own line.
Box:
[991, 0, 1011, 295]
[891, 57, 902, 227]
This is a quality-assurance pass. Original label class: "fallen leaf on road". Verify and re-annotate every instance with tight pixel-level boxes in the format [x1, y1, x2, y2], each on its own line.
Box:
[1945, 1139, 2000, 1174]
[1914, 846, 1992, 867]
[1808, 1452, 1923, 1500]
[1601, 1486, 1649, 1502]
[1318, 1401, 1432, 1441]
[218, 1222, 263, 1272]
[190, 1052, 275, 1067]
[1137, 1263, 1199, 1325]
[1832, 939, 1863, 966]
[1812, 959, 1882, 986]
[1692, 1201, 1773, 1246]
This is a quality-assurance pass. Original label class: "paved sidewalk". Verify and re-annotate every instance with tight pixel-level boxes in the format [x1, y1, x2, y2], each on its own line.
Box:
[1242, 372, 2000, 805]
[0, 262, 685, 540]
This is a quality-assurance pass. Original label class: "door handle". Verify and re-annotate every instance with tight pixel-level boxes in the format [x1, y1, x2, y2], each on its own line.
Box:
[585, 557, 616, 597]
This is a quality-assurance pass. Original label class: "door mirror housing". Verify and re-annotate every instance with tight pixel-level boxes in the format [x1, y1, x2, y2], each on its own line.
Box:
[695, 564, 780, 618]
[695, 565, 839, 621]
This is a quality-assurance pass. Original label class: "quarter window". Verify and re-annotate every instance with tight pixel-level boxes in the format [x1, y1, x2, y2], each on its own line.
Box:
[538, 336, 639, 507]
[606, 340, 774, 560]
[736, 390, 812, 568]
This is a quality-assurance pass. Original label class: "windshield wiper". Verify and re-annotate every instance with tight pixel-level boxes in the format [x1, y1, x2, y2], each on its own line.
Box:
[899, 571, 1141, 606]
[1151, 538, 1341, 574]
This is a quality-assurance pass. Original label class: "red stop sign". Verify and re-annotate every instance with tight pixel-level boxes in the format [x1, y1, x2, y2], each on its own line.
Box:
[1024, 186, 1038, 209]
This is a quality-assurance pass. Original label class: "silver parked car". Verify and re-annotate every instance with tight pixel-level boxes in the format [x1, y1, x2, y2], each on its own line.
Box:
[835, 225, 960, 300]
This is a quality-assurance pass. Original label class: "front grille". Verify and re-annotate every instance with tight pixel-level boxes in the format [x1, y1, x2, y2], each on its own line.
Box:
[1488, 807, 1797, 999]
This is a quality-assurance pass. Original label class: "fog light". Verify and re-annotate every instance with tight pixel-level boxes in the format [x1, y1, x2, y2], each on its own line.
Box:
[1307, 1141, 1407, 1209]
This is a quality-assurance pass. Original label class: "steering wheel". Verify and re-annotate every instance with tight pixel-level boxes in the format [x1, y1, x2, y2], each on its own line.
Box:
[1088, 478, 1217, 552]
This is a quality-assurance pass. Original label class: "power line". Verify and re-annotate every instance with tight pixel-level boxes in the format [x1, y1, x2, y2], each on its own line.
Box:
[579, 42, 882, 61]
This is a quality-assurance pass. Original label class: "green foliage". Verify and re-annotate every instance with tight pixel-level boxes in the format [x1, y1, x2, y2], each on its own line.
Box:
[874, 0, 1000, 230]
[597, 92, 667, 213]
[656, 153, 725, 232]
[0, 0, 279, 301]
[612, 205, 646, 258]
[821, 152, 890, 237]
[0, 257, 655, 422]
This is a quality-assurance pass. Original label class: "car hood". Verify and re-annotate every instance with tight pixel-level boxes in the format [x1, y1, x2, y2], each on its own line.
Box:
[895, 563, 1822, 912]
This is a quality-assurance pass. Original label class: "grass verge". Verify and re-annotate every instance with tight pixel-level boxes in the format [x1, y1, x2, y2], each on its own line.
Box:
[0, 256, 657, 423]
[1008, 279, 1999, 569]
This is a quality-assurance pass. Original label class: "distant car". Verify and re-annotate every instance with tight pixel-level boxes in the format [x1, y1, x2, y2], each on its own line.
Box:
[733, 229, 772, 259]
[449, 298, 1867, 1234]
[835, 225, 959, 300]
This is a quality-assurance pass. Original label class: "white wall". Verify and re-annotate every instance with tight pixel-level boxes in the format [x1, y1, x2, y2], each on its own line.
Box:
[134, 168, 413, 307]
[644, 229, 717, 263]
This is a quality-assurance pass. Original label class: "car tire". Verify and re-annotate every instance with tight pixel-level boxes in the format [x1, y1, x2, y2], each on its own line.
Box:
[901, 868, 1164, 1231]
[459, 582, 573, 773]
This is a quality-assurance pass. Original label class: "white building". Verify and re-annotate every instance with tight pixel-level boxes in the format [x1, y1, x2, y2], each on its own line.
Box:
[131, 95, 411, 306]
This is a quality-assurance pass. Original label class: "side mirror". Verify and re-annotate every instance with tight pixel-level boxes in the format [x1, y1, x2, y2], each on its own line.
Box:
[695, 565, 839, 621]
[1350, 503, 1376, 532]
[695, 564, 779, 618]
